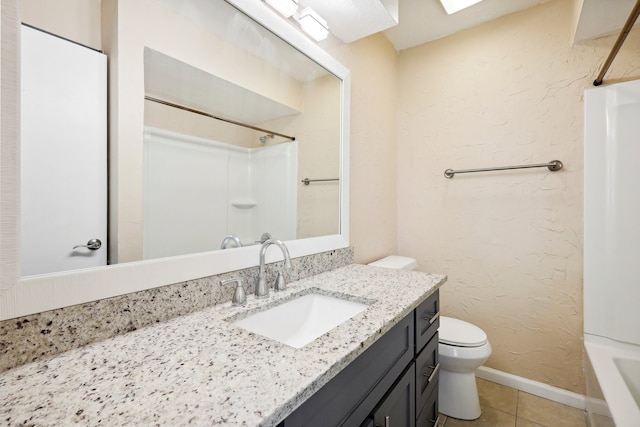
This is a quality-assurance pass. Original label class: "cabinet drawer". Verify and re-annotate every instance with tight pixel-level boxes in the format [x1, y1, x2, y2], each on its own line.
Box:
[283, 314, 414, 427]
[415, 290, 439, 353]
[416, 385, 439, 427]
[415, 332, 439, 414]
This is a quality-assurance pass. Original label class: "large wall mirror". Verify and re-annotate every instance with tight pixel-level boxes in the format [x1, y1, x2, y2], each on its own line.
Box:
[0, 0, 350, 320]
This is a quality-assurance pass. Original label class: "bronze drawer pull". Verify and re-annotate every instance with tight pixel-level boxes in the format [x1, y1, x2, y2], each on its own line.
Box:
[422, 311, 440, 325]
[423, 363, 440, 383]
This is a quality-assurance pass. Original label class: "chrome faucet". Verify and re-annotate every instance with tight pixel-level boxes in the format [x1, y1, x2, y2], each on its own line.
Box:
[256, 239, 292, 298]
[220, 234, 242, 250]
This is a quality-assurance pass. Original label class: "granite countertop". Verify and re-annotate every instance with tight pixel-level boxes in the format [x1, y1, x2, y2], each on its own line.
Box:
[0, 264, 445, 426]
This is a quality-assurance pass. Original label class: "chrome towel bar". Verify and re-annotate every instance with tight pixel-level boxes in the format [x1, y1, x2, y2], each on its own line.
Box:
[302, 178, 339, 185]
[444, 160, 563, 179]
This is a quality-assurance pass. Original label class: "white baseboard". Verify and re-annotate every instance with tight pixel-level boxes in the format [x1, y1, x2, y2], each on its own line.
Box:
[476, 366, 587, 410]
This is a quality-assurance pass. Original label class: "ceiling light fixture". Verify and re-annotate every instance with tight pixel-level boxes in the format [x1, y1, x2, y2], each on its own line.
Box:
[263, 0, 298, 18]
[296, 7, 329, 42]
[439, 0, 484, 15]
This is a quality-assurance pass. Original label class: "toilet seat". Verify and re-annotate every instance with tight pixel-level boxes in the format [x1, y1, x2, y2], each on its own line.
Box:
[439, 316, 488, 347]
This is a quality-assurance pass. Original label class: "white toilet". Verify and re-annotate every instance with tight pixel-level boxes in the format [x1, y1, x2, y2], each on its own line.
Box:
[438, 316, 491, 420]
[368, 255, 492, 421]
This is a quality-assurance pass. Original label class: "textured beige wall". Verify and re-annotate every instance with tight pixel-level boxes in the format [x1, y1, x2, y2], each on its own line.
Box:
[22, 0, 101, 50]
[397, 0, 640, 394]
[326, 34, 399, 264]
[292, 75, 341, 239]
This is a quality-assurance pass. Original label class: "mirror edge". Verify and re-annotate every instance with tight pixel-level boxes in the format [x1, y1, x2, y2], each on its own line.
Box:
[0, 0, 21, 319]
[0, 0, 351, 320]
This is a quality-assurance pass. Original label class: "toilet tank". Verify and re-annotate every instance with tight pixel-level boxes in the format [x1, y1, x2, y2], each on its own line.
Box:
[367, 255, 417, 271]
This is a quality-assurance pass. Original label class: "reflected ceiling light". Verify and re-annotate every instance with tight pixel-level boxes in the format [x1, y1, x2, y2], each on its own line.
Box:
[296, 7, 329, 41]
[439, 0, 484, 15]
[263, 0, 298, 18]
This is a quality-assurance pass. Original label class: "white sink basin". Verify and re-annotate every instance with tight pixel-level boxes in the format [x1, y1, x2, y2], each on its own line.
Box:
[232, 293, 369, 348]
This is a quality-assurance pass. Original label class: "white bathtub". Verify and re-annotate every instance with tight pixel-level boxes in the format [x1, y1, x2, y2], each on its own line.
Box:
[584, 334, 640, 427]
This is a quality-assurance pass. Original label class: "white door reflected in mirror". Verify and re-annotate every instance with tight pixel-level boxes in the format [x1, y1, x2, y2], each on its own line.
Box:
[20, 25, 107, 276]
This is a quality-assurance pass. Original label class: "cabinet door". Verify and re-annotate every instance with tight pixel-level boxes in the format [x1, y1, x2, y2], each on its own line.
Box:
[360, 418, 375, 427]
[373, 365, 415, 427]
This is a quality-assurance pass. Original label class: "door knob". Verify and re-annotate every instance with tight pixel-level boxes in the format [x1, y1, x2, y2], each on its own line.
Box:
[73, 238, 102, 250]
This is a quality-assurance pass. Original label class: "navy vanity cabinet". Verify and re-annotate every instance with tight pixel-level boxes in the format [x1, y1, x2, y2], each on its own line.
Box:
[281, 314, 414, 427]
[278, 290, 440, 427]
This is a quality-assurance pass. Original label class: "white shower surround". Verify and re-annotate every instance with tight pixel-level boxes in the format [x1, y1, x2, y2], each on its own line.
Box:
[584, 79, 640, 345]
[143, 126, 297, 259]
[584, 78, 640, 427]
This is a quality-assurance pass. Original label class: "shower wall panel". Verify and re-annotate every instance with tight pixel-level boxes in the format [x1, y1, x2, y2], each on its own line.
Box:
[143, 128, 229, 259]
[584, 79, 640, 345]
[252, 141, 298, 243]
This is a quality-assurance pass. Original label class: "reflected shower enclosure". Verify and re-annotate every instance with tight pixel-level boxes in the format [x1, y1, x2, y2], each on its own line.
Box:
[143, 127, 297, 259]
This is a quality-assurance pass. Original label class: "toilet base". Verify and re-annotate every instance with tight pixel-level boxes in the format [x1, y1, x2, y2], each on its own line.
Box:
[438, 369, 481, 420]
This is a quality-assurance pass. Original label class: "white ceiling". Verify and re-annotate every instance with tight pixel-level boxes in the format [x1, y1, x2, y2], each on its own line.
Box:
[258, 0, 637, 53]
[311, 0, 636, 51]
[300, 0, 399, 44]
[383, 0, 551, 50]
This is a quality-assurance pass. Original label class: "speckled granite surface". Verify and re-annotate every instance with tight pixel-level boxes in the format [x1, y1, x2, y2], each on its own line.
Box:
[0, 264, 445, 426]
[0, 247, 354, 372]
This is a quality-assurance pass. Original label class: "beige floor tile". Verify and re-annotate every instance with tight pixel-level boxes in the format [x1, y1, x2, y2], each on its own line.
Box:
[444, 406, 516, 427]
[515, 418, 544, 427]
[517, 392, 586, 427]
[437, 415, 448, 427]
[477, 378, 518, 415]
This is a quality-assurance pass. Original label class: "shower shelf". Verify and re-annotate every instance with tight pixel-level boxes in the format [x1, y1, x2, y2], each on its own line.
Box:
[231, 200, 257, 209]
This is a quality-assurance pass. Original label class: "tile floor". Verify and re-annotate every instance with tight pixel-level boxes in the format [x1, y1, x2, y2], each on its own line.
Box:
[437, 378, 587, 427]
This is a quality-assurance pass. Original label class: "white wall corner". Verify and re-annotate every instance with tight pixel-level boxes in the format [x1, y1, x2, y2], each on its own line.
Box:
[572, 0, 636, 44]
[569, 0, 585, 46]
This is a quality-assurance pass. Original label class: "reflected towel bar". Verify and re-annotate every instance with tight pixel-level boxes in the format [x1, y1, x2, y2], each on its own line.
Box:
[302, 178, 340, 185]
[444, 160, 563, 179]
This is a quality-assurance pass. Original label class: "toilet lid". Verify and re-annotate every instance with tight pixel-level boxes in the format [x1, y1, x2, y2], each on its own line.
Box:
[439, 316, 488, 347]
